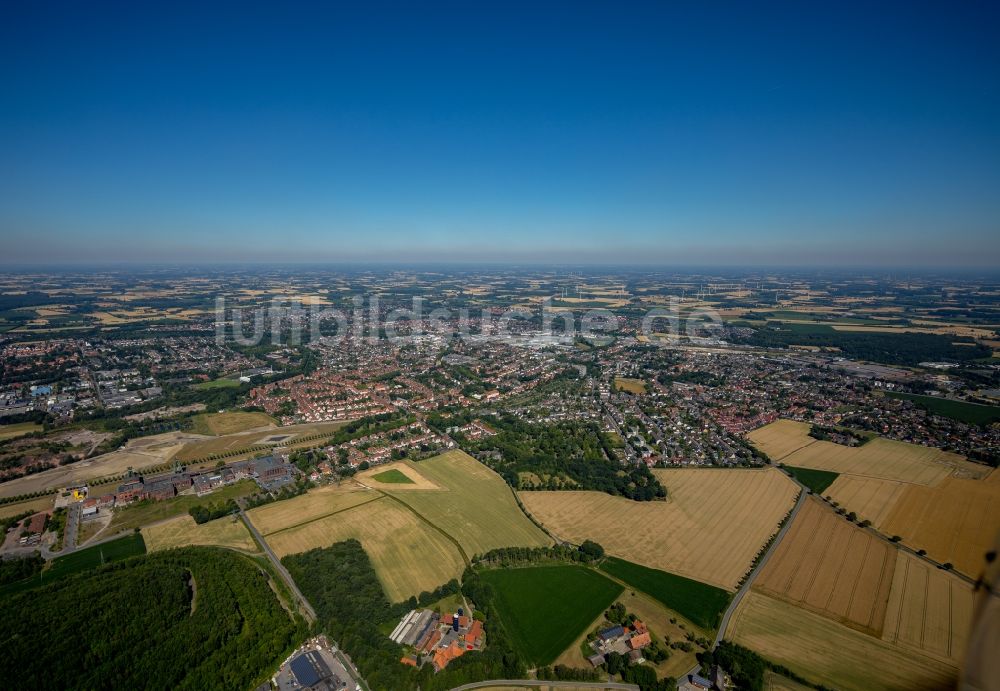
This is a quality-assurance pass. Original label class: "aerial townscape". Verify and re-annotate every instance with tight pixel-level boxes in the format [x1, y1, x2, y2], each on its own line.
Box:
[2, 3, 998, 691]
[2, 267, 998, 690]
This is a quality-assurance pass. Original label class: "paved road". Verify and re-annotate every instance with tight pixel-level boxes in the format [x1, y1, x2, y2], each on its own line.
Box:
[237, 506, 317, 623]
[237, 506, 374, 690]
[677, 484, 807, 686]
[451, 680, 639, 691]
[712, 486, 806, 647]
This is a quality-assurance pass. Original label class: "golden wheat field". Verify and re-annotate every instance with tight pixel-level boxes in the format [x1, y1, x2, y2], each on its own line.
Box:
[728, 591, 958, 691]
[260, 495, 466, 602]
[246, 482, 379, 535]
[143, 514, 258, 553]
[519, 468, 799, 590]
[823, 475, 907, 526]
[881, 551, 974, 665]
[382, 451, 551, 557]
[880, 477, 1000, 578]
[753, 497, 897, 635]
[748, 419, 986, 484]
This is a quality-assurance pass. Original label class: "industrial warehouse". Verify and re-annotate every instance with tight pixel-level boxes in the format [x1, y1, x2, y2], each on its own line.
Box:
[390, 608, 485, 671]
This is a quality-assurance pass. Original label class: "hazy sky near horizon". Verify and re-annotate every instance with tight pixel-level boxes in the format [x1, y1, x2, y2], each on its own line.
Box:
[1, 1, 998, 267]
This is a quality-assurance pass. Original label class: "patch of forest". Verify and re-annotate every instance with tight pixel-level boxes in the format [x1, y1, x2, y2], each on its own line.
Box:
[0, 547, 305, 690]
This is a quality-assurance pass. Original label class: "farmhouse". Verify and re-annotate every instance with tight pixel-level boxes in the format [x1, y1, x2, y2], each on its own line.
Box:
[389, 607, 484, 672]
[588, 621, 652, 664]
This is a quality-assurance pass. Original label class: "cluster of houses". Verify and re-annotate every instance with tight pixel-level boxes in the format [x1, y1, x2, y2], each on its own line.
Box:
[324, 421, 454, 468]
[390, 608, 484, 672]
[587, 621, 652, 667]
[77, 454, 296, 517]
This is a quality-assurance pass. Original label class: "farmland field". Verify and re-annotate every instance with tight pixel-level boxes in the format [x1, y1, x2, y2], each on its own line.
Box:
[753, 497, 897, 635]
[479, 565, 623, 666]
[143, 514, 258, 553]
[520, 468, 798, 590]
[190, 411, 276, 435]
[749, 419, 987, 484]
[383, 451, 551, 557]
[728, 591, 958, 691]
[0, 494, 54, 519]
[259, 495, 466, 602]
[879, 477, 1000, 577]
[824, 475, 907, 526]
[881, 552, 973, 665]
[247, 483, 378, 535]
[598, 556, 730, 629]
[0, 422, 42, 441]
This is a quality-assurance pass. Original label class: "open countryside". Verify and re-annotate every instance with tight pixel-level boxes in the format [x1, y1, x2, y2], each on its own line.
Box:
[479, 565, 623, 667]
[520, 468, 798, 590]
[143, 513, 258, 553]
[256, 494, 466, 602]
[748, 419, 987, 484]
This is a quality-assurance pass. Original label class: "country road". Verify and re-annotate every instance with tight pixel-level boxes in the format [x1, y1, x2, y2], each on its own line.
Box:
[450, 680, 639, 691]
[237, 505, 374, 691]
[677, 484, 807, 685]
[237, 505, 317, 623]
[712, 487, 806, 647]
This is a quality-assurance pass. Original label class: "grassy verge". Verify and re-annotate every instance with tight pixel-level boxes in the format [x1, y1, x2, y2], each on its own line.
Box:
[598, 556, 730, 630]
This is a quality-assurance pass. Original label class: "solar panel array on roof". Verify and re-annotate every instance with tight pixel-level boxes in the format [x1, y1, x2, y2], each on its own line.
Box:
[289, 655, 319, 687]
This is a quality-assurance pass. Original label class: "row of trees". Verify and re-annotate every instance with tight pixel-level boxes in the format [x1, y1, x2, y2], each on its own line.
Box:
[473, 541, 605, 568]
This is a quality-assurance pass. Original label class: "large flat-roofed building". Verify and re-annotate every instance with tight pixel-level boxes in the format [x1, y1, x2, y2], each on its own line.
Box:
[288, 649, 341, 690]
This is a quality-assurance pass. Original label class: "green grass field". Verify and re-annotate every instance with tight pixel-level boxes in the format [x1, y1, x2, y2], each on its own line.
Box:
[1, 533, 147, 597]
[370, 468, 414, 484]
[887, 392, 1000, 426]
[193, 378, 242, 390]
[479, 565, 623, 666]
[598, 556, 730, 630]
[783, 465, 839, 494]
[107, 479, 259, 533]
[0, 422, 43, 441]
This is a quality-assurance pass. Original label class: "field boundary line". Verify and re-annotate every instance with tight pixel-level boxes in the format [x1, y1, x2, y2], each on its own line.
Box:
[260, 494, 385, 537]
[774, 438, 819, 462]
[378, 490, 471, 566]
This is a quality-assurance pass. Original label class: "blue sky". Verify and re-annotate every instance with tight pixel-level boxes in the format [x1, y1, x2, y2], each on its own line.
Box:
[1, 1, 998, 266]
